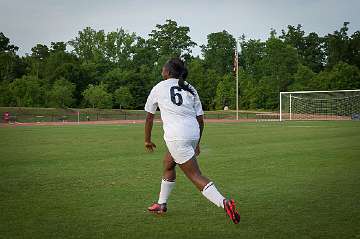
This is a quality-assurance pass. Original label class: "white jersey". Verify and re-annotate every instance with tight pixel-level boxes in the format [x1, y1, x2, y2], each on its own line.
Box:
[145, 78, 204, 141]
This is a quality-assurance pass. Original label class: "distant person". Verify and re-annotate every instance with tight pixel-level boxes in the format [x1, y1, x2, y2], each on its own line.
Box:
[144, 58, 240, 224]
[3, 112, 10, 123]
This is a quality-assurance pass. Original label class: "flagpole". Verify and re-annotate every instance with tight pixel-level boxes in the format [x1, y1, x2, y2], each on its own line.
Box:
[236, 40, 239, 121]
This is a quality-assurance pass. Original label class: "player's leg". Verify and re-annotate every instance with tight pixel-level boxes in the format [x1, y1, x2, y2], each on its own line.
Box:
[162, 151, 176, 181]
[148, 151, 176, 213]
[178, 156, 240, 224]
[178, 156, 209, 190]
[158, 151, 176, 204]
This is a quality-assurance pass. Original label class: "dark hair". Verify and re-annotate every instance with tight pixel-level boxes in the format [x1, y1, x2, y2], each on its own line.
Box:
[164, 58, 195, 95]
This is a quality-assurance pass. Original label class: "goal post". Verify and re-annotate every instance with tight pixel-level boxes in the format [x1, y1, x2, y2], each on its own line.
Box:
[279, 89, 360, 121]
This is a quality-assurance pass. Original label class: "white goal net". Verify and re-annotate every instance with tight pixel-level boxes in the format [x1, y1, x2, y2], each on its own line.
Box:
[280, 90, 360, 121]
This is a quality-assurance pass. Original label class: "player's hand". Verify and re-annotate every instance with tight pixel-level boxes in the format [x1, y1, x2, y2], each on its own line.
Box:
[145, 141, 156, 152]
[195, 144, 200, 156]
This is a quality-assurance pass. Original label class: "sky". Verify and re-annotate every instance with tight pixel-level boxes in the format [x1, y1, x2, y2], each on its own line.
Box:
[1, 0, 359, 56]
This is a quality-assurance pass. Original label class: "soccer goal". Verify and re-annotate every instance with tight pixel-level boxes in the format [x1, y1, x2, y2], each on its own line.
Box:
[279, 90, 360, 121]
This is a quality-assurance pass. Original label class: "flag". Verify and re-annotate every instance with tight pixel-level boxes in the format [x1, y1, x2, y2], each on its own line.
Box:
[233, 46, 238, 74]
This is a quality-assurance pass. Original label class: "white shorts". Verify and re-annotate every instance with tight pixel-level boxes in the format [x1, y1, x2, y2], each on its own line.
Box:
[165, 140, 199, 164]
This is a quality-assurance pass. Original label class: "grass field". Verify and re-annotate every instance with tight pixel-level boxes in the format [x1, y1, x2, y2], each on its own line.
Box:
[0, 121, 359, 239]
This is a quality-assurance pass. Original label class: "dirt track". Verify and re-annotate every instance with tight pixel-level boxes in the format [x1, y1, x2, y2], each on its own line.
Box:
[0, 118, 256, 127]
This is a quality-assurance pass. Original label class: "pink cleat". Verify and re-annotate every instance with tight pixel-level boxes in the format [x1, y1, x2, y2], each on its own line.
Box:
[148, 203, 167, 214]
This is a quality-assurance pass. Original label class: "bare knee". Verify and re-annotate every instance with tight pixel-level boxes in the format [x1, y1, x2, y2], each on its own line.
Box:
[163, 152, 176, 181]
[163, 154, 176, 170]
[164, 162, 176, 172]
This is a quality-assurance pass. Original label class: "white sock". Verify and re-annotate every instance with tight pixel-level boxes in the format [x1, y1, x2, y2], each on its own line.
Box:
[201, 182, 226, 208]
[158, 179, 175, 204]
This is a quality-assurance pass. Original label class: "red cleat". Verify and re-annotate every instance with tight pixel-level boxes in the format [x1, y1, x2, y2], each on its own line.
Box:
[147, 203, 167, 214]
[223, 199, 240, 224]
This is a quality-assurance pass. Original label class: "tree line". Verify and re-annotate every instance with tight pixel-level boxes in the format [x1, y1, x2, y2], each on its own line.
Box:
[1, 20, 359, 110]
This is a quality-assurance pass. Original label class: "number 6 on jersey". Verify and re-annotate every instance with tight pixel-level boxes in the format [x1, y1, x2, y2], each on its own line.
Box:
[170, 86, 183, 106]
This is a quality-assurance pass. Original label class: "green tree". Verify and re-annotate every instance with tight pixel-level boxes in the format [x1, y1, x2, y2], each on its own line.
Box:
[0, 80, 13, 106]
[69, 27, 105, 63]
[50, 42, 67, 53]
[2, 21, 359, 110]
[321, 62, 360, 90]
[329, 62, 360, 89]
[82, 83, 112, 109]
[303, 32, 325, 72]
[289, 64, 317, 91]
[214, 74, 235, 110]
[148, 19, 196, 60]
[239, 38, 266, 77]
[0, 32, 18, 52]
[31, 44, 50, 60]
[104, 68, 132, 92]
[114, 86, 133, 109]
[104, 28, 137, 66]
[239, 31, 300, 109]
[349, 31, 360, 68]
[281, 25, 325, 72]
[238, 71, 255, 109]
[324, 22, 351, 68]
[202, 30, 236, 76]
[9, 75, 44, 107]
[264, 33, 299, 88]
[28, 44, 50, 78]
[48, 78, 76, 108]
[215, 81, 226, 110]
[188, 58, 220, 110]
[281, 25, 306, 54]
[103, 67, 150, 109]
[44, 44, 80, 83]
[69, 27, 138, 66]
[0, 32, 25, 81]
[132, 37, 157, 68]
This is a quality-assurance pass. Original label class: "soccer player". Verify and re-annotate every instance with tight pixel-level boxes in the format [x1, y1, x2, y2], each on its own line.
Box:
[144, 58, 240, 224]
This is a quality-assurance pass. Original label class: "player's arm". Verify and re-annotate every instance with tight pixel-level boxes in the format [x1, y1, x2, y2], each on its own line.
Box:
[144, 86, 158, 152]
[195, 115, 204, 156]
[145, 112, 156, 152]
[193, 87, 204, 157]
[196, 115, 204, 143]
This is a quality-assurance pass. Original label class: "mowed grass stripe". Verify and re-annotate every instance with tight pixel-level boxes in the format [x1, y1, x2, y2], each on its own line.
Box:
[0, 121, 359, 239]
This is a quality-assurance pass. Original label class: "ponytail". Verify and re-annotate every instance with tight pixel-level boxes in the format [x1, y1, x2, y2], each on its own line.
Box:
[164, 58, 194, 95]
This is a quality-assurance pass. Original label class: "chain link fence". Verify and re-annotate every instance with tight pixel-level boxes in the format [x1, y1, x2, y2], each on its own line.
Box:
[1, 107, 263, 124]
